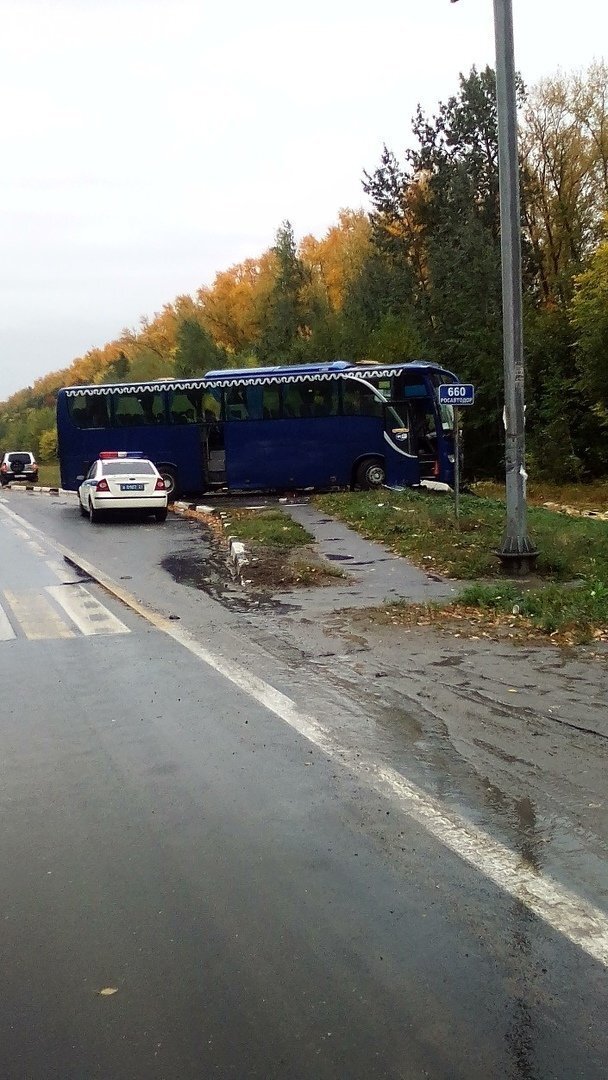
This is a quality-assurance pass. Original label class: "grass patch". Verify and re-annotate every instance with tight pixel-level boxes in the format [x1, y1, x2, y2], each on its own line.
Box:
[473, 479, 608, 513]
[223, 508, 314, 549]
[316, 488, 608, 643]
[315, 489, 608, 582]
[285, 551, 346, 586]
[456, 580, 608, 641]
[38, 463, 60, 487]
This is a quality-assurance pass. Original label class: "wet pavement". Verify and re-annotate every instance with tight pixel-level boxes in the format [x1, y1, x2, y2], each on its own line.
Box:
[3, 487, 608, 948]
[13, 512, 594, 1077]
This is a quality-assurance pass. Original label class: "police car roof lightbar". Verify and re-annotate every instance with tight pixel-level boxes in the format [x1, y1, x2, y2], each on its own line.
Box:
[98, 451, 144, 459]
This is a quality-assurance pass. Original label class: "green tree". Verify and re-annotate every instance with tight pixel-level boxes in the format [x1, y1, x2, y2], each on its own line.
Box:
[571, 237, 608, 436]
[38, 428, 58, 463]
[257, 221, 309, 362]
[524, 305, 587, 480]
[339, 248, 426, 360]
[174, 318, 227, 377]
[364, 68, 506, 473]
[104, 351, 130, 383]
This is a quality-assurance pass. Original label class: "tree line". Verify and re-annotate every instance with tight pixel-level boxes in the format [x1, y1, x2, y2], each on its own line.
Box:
[2, 63, 607, 481]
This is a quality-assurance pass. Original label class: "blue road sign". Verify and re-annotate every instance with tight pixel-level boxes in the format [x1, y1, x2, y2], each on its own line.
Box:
[439, 383, 475, 406]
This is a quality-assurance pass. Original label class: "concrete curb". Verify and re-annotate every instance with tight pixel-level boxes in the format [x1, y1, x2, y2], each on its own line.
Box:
[170, 501, 249, 576]
[226, 538, 249, 574]
[1, 482, 75, 496]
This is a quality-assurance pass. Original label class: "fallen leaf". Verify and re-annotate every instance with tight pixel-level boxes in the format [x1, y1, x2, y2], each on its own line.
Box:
[98, 987, 118, 996]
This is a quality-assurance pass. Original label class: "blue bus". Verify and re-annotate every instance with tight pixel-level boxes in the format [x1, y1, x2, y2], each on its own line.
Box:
[56, 360, 458, 497]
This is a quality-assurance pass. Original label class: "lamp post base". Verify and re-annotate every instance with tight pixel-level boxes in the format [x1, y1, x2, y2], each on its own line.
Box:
[494, 544, 540, 577]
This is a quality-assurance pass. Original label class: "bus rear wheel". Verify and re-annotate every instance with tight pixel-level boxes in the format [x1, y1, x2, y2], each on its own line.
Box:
[158, 467, 177, 500]
[355, 457, 386, 490]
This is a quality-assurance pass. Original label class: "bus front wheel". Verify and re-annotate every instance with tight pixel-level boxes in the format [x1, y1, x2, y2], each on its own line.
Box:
[355, 457, 386, 490]
[158, 467, 177, 500]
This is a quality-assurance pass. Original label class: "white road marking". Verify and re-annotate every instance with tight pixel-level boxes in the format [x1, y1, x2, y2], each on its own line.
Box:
[46, 584, 130, 637]
[3, 589, 75, 640]
[46, 559, 85, 584]
[0, 601, 16, 641]
[1, 498, 608, 966]
[26, 539, 46, 557]
[161, 626, 608, 968]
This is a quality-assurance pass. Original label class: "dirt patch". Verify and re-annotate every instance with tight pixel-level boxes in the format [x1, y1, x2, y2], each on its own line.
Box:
[243, 544, 347, 590]
[171, 505, 346, 592]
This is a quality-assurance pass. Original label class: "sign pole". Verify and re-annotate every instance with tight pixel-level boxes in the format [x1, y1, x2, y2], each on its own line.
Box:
[438, 384, 474, 517]
[454, 407, 460, 520]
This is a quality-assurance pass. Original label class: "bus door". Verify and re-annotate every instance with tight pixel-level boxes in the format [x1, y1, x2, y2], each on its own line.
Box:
[202, 419, 225, 485]
[383, 401, 421, 487]
[192, 388, 224, 487]
[393, 374, 443, 482]
[409, 400, 441, 480]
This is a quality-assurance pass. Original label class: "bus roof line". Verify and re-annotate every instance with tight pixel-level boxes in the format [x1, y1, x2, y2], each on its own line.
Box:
[61, 361, 454, 397]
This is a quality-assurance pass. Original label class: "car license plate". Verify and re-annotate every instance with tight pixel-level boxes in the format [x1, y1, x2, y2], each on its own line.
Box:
[120, 483, 144, 491]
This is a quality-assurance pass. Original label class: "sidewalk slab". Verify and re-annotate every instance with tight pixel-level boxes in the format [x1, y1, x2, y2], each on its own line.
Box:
[276, 503, 463, 612]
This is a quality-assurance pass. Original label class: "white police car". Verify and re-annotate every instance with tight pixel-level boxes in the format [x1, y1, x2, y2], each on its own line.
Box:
[78, 452, 168, 523]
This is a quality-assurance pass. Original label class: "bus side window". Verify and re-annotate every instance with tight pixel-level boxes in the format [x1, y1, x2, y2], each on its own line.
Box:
[342, 381, 383, 418]
[112, 393, 136, 427]
[284, 382, 339, 418]
[203, 391, 221, 422]
[283, 385, 312, 418]
[283, 386, 306, 418]
[291, 378, 343, 414]
[138, 391, 165, 424]
[311, 381, 339, 417]
[262, 386, 281, 420]
[112, 391, 164, 426]
[170, 391, 203, 424]
[224, 387, 250, 420]
[67, 394, 110, 429]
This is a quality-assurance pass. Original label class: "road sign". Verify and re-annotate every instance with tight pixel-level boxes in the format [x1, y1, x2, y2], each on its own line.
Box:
[438, 384, 475, 520]
[439, 383, 475, 406]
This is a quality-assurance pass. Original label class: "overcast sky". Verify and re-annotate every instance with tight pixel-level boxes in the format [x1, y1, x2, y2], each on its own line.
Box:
[0, 0, 605, 399]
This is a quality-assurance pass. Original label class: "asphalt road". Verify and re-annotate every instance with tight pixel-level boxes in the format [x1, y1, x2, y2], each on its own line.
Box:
[0, 492, 607, 1079]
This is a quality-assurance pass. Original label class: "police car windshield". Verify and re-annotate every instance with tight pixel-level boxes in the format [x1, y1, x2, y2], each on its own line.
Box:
[102, 460, 155, 475]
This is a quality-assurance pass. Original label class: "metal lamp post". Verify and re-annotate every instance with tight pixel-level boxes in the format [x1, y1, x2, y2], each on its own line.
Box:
[452, 0, 538, 573]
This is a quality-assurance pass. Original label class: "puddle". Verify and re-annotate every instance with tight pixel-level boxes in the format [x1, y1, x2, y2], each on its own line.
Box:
[326, 553, 354, 562]
[161, 541, 299, 615]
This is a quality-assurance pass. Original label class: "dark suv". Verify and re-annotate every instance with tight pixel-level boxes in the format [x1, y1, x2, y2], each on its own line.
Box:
[0, 452, 39, 486]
